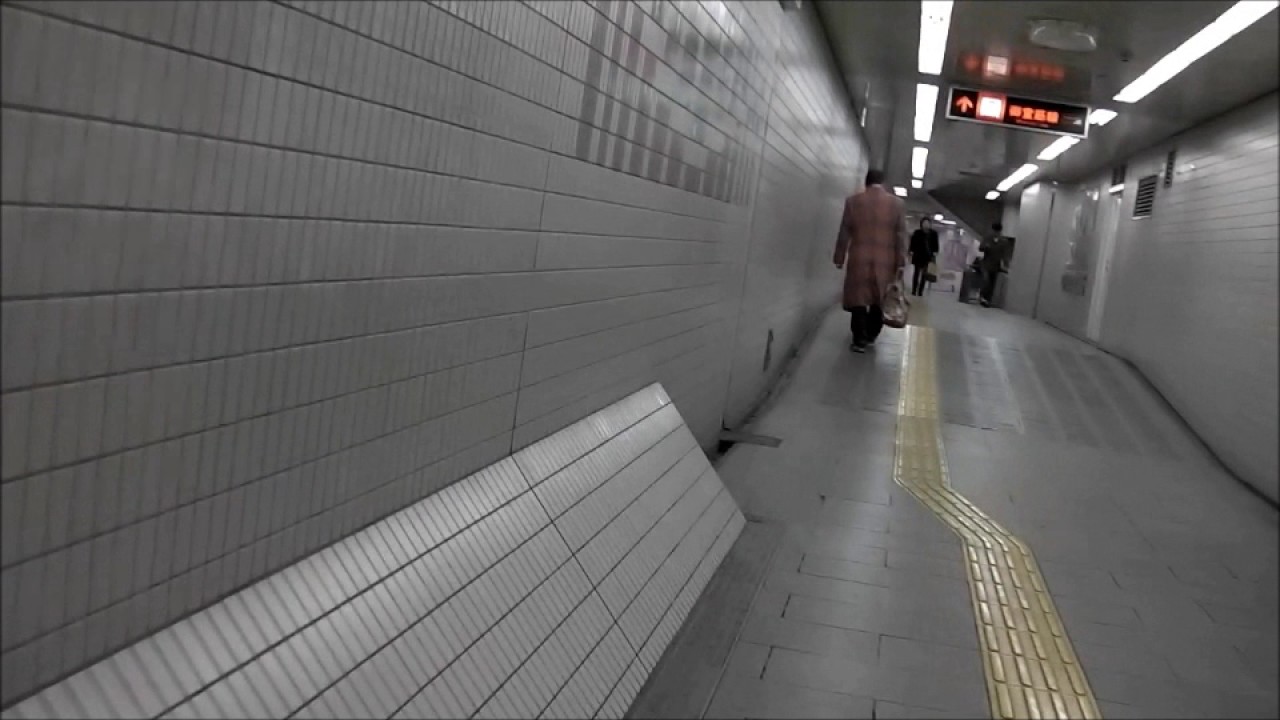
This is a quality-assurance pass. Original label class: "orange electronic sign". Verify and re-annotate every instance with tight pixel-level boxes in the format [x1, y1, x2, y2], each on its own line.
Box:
[958, 53, 1068, 85]
[946, 86, 1088, 138]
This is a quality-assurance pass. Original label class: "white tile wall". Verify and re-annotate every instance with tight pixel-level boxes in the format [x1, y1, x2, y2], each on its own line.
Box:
[1011, 93, 1279, 501]
[1, 383, 746, 718]
[0, 0, 862, 704]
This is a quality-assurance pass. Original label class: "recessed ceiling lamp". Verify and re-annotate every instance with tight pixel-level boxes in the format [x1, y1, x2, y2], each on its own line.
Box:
[911, 179, 924, 189]
[1037, 136, 1081, 161]
[919, 1, 955, 75]
[1088, 109, 1118, 126]
[996, 163, 1039, 192]
[894, 186, 908, 197]
[1114, 0, 1279, 103]
[1027, 19, 1099, 53]
[912, 147, 930, 179]
[934, 214, 944, 221]
[914, 83, 940, 142]
[985, 191, 1001, 200]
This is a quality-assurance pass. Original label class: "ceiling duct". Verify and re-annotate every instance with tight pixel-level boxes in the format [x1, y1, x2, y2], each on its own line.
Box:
[1027, 19, 1099, 53]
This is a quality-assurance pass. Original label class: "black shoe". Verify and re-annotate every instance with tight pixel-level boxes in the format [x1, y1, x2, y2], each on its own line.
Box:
[851, 341, 866, 353]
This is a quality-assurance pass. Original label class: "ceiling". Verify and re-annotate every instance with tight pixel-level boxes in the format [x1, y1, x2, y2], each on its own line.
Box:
[816, 0, 1280, 211]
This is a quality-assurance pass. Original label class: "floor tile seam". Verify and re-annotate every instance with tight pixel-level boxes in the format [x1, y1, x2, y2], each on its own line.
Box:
[894, 326, 1101, 719]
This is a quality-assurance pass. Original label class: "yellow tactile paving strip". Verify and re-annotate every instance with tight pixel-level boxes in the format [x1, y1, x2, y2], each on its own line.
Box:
[894, 322, 1101, 720]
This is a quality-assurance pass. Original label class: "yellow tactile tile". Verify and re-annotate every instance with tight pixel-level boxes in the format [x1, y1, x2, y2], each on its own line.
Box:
[892, 325, 1100, 720]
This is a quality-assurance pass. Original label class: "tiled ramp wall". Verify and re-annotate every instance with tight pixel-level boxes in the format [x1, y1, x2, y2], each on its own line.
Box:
[0, 0, 862, 704]
[2, 384, 745, 719]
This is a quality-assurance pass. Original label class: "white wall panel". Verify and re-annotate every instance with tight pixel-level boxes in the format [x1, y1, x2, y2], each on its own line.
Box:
[0, 0, 862, 704]
[1008, 93, 1278, 501]
[1, 384, 745, 719]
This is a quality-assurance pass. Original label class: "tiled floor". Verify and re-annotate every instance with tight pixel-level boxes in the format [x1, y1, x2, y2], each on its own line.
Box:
[631, 294, 1279, 719]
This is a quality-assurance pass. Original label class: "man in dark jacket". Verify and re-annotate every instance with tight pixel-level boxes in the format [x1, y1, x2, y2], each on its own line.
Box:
[909, 217, 940, 296]
[979, 222, 1010, 307]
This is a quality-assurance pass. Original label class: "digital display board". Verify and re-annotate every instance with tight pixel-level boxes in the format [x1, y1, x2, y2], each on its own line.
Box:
[946, 87, 1089, 138]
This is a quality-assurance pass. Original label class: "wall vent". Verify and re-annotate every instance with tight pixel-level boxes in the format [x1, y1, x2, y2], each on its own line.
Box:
[1133, 174, 1158, 218]
[1163, 149, 1177, 187]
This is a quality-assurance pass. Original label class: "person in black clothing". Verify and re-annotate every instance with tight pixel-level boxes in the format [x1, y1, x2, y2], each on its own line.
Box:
[908, 217, 940, 297]
[979, 222, 1009, 306]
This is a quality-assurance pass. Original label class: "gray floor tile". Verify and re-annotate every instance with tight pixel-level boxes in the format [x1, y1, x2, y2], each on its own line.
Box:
[872, 700, 974, 719]
[1053, 594, 1143, 629]
[784, 595, 977, 649]
[1071, 640, 1178, 681]
[883, 548, 967, 581]
[797, 553, 968, 594]
[877, 635, 982, 676]
[738, 614, 879, 663]
[723, 642, 769, 680]
[704, 674, 874, 719]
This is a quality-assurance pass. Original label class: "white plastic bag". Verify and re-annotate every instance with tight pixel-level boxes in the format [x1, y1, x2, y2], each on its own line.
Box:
[882, 280, 908, 329]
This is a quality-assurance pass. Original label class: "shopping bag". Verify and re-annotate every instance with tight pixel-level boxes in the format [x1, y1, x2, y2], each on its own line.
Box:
[882, 281, 908, 329]
[925, 261, 938, 283]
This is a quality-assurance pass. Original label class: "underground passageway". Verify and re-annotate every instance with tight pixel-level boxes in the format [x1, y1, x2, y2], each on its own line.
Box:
[632, 298, 1279, 719]
[1, 0, 1277, 717]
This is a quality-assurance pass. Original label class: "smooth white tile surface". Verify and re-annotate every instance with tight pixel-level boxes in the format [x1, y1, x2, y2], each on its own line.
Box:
[2, 0, 842, 707]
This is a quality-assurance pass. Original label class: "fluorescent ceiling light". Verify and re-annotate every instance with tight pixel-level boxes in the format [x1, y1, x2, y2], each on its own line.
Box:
[1113, 0, 1279, 103]
[918, 1, 955, 75]
[996, 163, 1039, 192]
[1089, 109, 1118, 126]
[986, 190, 1000, 200]
[939, 219, 957, 225]
[893, 186, 908, 197]
[914, 83, 940, 142]
[1037, 136, 1081, 161]
[912, 146, 929, 178]
[911, 179, 923, 189]
[934, 214, 944, 221]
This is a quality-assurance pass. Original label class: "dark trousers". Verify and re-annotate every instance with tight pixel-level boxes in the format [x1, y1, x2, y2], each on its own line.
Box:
[980, 270, 1000, 304]
[850, 306, 883, 346]
[911, 265, 930, 296]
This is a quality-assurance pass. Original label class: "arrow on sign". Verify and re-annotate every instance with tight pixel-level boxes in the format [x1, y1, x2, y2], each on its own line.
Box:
[955, 96, 974, 112]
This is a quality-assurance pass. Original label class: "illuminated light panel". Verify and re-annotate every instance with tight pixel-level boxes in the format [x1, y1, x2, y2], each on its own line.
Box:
[1037, 136, 1081, 161]
[912, 146, 930, 179]
[986, 191, 1000, 200]
[976, 92, 1006, 120]
[996, 163, 1039, 192]
[918, 1, 955, 75]
[934, 214, 944, 221]
[1109, 183, 1125, 194]
[985, 55, 1009, 77]
[1089, 108, 1118, 126]
[894, 186, 908, 197]
[911, 179, 924, 189]
[914, 83, 940, 142]
[1114, 0, 1279, 103]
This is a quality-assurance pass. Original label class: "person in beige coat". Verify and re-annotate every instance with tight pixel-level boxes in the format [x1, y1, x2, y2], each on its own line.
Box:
[833, 169, 909, 352]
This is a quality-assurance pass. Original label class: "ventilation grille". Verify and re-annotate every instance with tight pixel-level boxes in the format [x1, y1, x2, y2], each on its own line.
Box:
[1164, 149, 1177, 187]
[1133, 174, 1158, 218]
